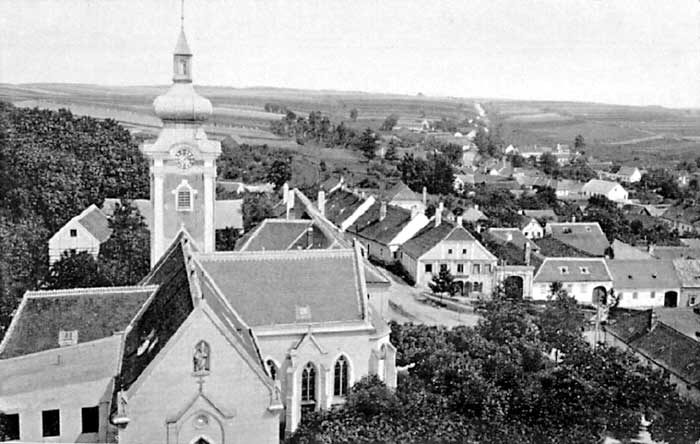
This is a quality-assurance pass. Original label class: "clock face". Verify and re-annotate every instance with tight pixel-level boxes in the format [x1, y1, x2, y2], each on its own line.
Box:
[175, 147, 195, 169]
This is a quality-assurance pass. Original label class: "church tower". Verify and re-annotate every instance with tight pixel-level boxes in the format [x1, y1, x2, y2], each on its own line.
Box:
[142, 23, 221, 265]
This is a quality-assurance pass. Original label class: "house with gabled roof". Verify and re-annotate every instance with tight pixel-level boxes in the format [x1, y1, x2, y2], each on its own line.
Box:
[399, 214, 497, 295]
[661, 201, 700, 235]
[322, 187, 376, 232]
[383, 181, 426, 213]
[602, 309, 700, 404]
[347, 201, 429, 264]
[532, 257, 613, 303]
[581, 179, 629, 202]
[48, 204, 113, 264]
[544, 222, 610, 256]
[605, 259, 681, 308]
[598, 165, 642, 184]
[671, 259, 700, 307]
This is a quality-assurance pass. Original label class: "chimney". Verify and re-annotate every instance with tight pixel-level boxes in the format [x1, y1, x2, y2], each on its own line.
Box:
[422, 186, 427, 205]
[457, 215, 463, 226]
[286, 188, 295, 220]
[647, 243, 655, 256]
[361, 191, 366, 199]
[306, 226, 314, 249]
[524, 241, 532, 266]
[282, 182, 289, 204]
[650, 311, 658, 331]
[318, 190, 326, 217]
[435, 202, 443, 227]
[379, 202, 387, 222]
[571, 215, 576, 223]
[476, 223, 483, 233]
[474, 204, 479, 211]
[506, 232, 513, 242]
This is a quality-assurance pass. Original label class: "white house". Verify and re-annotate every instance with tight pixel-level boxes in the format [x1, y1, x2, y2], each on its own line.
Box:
[399, 214, 497, 295]
[48, 204, 112, 264]
[532, 257, 613, 304]
[606, 259, 681, 308]
[581, 179, 629, 202]
[520, 216, 544, 239]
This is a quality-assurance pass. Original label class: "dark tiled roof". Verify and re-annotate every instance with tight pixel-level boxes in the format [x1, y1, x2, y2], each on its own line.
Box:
[487, 228, 538, 252]
[401, 222, 457, 259]
[348, 202, 412, 245]
[632, 323, 700, 384]
[236, 220, 313, 251]
[605, 308, 651, 343]
[197, 249, 366, 327]
[662, 202, 700, 226]
[534, 236, 594, 258]
[78, 205, 112, 242]
[533, 258, 611, 283]
[546, 222, 610, 256]
[118, 237, 195, 390]
[324, 190, 365, 225]
[0, 286, 155, 359]
[523, 209, 557, 220]
[385, 182, 421, 203]
[606, 259, 680, 290]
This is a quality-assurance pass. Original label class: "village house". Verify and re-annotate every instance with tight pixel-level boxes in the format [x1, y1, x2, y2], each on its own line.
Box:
[544, 222, 610, 257]
[532, 257, 613, 304]
[460, 205, 487, 224]
[48, 204, 112, 264]
[661, 201, 700, 235]
[383, 182, 426, 214]
[519, 215, 544, 239]
[580, 179, 629, 202]
[602, 309, 700, 404]
[312, 187, 375, 232]
[609, 239, 653, 260]
[672, 259, 700, 307]
[453, 172, 476, 192]
[346, 201, 429, 264]
[605, 259, 681, 308]
[0, 27, 397, 444]
[398, 214, 497, 296]
[598, 166, 642, 184]
[483, 229, 537, 299]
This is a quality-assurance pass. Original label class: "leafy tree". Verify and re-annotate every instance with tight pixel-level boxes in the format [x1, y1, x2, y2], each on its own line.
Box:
[380, 114, 399, 131]
[428, 267, 456, 297]
[215, 227, 240, 251]
[540, 152, 559, 176]
[349, 108, 358, 121]
[356, 128, 378, 160]
[538, 283, 585, 351]
[574, 134, 586, 152]
[98, 200, 150, 286]
[242, 193, 274, 231]
[384, 139, 399, 162]
[42, 251, 108, 290]
[265, 157, 292, 190]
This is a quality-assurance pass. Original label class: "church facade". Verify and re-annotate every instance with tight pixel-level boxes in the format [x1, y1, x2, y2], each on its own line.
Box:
[0, 24, 396, 444]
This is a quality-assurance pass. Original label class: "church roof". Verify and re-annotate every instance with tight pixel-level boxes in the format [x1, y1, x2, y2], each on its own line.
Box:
[196, 249, 367, 327]
[174, 28, 192, 55]
[0, 286, 156, 359]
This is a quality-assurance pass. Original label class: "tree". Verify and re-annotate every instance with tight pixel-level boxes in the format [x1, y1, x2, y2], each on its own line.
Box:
[97, 200, 150, 286]
[42, 251, 108, 290]
[574, 134, 586, 152]
[349, 108, 358, 121]
[380, 114, 399, 131]
[384, 139, 399, 162]
[428, 267, 456, 297]
[356, 128, 378, 161]
[242, 193, 274, 232]
[265, 158, 292, 190]
[540, 152, 559, 176]
[215, 227, 240, 251]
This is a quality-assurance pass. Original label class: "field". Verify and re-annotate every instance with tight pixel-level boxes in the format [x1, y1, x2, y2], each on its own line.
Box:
[488, 99, 700, 167]
[2, 83, 700, 170]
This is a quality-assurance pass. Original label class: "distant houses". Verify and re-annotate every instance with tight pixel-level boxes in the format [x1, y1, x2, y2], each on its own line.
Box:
[580, 179, 629, 203]
[598, 166, 642, 184]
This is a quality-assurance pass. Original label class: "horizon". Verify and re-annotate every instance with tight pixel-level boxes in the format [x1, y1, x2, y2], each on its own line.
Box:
[2, 0, 699, 108]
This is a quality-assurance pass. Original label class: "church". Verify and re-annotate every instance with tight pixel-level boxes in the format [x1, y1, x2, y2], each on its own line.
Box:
[0, 23, 396, 444]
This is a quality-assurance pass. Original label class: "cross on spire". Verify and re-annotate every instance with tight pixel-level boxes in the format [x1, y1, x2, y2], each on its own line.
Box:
[180, 0, 185, 29]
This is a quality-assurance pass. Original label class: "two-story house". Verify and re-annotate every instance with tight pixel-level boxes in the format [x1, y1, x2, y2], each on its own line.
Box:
[399, 214, 497, 296]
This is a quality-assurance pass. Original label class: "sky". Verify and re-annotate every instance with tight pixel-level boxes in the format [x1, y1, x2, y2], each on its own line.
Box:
[1, 0, 699, 107]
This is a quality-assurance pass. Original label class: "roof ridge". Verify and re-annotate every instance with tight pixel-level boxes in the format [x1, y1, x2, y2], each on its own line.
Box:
[26, 285, 159, 298]
[196, 248, 355, 262]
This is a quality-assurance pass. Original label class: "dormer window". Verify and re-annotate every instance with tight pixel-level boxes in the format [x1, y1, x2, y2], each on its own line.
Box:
[585, 226, 592, 232]
[563, 227, 572, 234]
[580, 267, 589, 274]
[560, 266, 569, 274]
[173, 180, 197, 212]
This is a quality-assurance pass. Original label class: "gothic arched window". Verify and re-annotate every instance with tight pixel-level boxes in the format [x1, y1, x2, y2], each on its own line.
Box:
[300, 362, 316, 403]
[193, 340, 210, 373]
[266, 359, 278, 381]
[333, 356, 349, 396]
